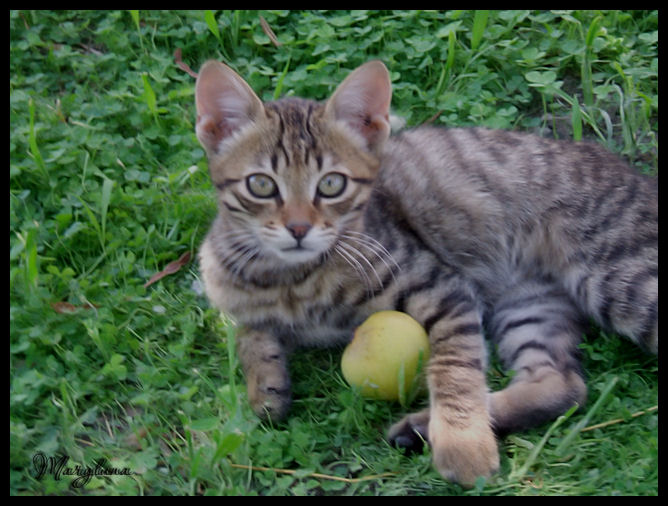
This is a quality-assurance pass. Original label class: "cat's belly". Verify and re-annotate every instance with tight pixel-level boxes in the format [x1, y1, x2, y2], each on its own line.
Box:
[292, 320, 359, 347]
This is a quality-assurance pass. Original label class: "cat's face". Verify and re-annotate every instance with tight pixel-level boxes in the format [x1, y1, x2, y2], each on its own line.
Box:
[195, 61, 392, 269]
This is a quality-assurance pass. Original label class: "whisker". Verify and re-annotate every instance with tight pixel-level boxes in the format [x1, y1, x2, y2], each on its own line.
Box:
[342, 231, 401, 273]
[337, 240, 384, 288]
[335, 244, 373, 298]
[341, 232, 400, 286]
[231, 247, 260, 278]
[217, 229, 257, 244]
[215, 228, 262, 281]
[341, 237, 397, 275]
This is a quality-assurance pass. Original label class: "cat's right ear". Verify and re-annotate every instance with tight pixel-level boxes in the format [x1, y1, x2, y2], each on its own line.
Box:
[195, 61, 265, 155]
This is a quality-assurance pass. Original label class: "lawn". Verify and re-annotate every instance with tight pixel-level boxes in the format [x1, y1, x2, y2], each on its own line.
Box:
[10, 10, 657, 495]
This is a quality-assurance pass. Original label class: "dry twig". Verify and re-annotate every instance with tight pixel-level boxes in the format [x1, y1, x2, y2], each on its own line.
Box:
[259, 16, 281, 47]
[229, 463, 396, 483]
[580, 405, 658, 433]
[174, 48, 198, 79]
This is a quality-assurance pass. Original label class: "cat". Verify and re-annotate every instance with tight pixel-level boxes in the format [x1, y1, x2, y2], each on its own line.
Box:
[194, 60, 657, 486]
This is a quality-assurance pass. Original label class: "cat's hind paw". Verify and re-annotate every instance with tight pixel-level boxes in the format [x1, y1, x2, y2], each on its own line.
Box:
[387, 408, 430, 454]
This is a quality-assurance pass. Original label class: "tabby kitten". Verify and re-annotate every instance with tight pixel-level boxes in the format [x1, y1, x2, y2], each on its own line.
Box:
[195, 60, 657, 486]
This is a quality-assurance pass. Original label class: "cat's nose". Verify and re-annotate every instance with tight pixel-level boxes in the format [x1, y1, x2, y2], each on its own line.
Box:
[286, 222, 312, 240]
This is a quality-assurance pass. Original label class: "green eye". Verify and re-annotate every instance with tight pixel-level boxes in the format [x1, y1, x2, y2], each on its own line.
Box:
[317, 172, 347, 198]
[246, 174, 278, 198]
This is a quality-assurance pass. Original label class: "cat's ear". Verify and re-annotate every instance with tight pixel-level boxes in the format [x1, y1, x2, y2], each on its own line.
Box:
[195, 60, 265, 155]
[325, 60, 392, 152]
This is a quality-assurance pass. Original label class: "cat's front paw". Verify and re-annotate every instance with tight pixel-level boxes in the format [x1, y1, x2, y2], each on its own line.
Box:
[246, 362, 292, 421]
[428, 408, 499, 487]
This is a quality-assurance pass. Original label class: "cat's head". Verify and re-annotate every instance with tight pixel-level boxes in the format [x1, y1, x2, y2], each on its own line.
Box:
[195, 60, 391, 268]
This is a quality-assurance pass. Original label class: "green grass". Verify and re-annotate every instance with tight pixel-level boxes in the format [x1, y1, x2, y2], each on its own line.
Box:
[10, 10, 657, 495]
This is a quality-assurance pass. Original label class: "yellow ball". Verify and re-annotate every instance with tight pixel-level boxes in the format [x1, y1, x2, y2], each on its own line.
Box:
[341, 311, 430, 402]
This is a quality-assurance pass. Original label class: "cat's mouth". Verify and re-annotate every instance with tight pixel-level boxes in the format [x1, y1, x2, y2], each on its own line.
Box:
[273, 243, 327, 265]
[281, 246, 309, 254]
[261, 225, 334, 264]
[282, 245, 307, 252]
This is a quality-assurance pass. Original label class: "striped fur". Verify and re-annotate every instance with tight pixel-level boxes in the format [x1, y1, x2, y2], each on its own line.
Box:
[195, 60, 657, 486]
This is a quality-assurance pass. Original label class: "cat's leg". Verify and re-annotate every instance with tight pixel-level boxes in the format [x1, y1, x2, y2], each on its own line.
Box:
[387, 283, 499, 486]
[236, 327, 292, 420]
[564, 257, 657, 354]
[426, 327, 499, 486]
[486, 279, 587, 435]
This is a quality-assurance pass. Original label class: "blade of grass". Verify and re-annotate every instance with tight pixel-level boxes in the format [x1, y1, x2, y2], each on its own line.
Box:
[397, 362, 407, 407]
[129, 10, 140, 31]
[404, 349, 428, 407]
[20, 227, 39, 289]
[28, 98, 47, 180]
[548, 86, 607, 143]
[128, 10, 143, 50]
[471, 10, 489, 51]
[100, 177, 113, 249]
[446, 29, 456, 81]
[555, 375, 618, 456]
[226, 323, 238, 395]
[141, 73, 158, 122]
[612, 64, 638, 155]
[77, 196, 103, 253]
[273, 57, 291, 100]
[232, 10, 241, 48]
[204, 10, 221, 43]
[510, 404, 578, 482]
[598, 108, 614, 145]
[83, 318, 108, 360]
[435, 64, 447, 98]
[571, 97, 583, 141]
[581, 15, 603, 108]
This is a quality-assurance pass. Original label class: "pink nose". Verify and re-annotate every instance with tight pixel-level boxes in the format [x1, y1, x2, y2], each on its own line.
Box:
[286, 222, 311, 240]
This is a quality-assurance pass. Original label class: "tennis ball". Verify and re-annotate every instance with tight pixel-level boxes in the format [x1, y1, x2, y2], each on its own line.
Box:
[341, 310, 430, 402]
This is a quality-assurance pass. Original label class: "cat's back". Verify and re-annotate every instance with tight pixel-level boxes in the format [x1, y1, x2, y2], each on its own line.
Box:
[375, 125, 657, 273]
[383, 125, 655, 207]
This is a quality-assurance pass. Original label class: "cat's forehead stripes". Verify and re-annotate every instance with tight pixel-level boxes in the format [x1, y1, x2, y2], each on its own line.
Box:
[265, 98, 324, 174]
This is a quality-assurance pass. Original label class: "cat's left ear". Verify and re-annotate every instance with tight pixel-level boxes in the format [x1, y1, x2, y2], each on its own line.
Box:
[324, 60, 392, 153]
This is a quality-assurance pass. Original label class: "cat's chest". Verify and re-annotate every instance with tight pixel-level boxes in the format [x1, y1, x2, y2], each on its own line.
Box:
[219, 269, 385, 347]
[235, 283, 371, 346]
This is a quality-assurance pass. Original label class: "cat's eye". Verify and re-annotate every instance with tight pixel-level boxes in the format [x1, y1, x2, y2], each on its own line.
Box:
[246, 174, 278, 198]
[317, 172, 347, 198]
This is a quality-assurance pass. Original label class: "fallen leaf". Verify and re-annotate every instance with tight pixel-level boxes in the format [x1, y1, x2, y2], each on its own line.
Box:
[259, 16, 281, 47]
[174, 48, 198, 78]
[144, 251, 192, 288]
[51, 301, 99, 314]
